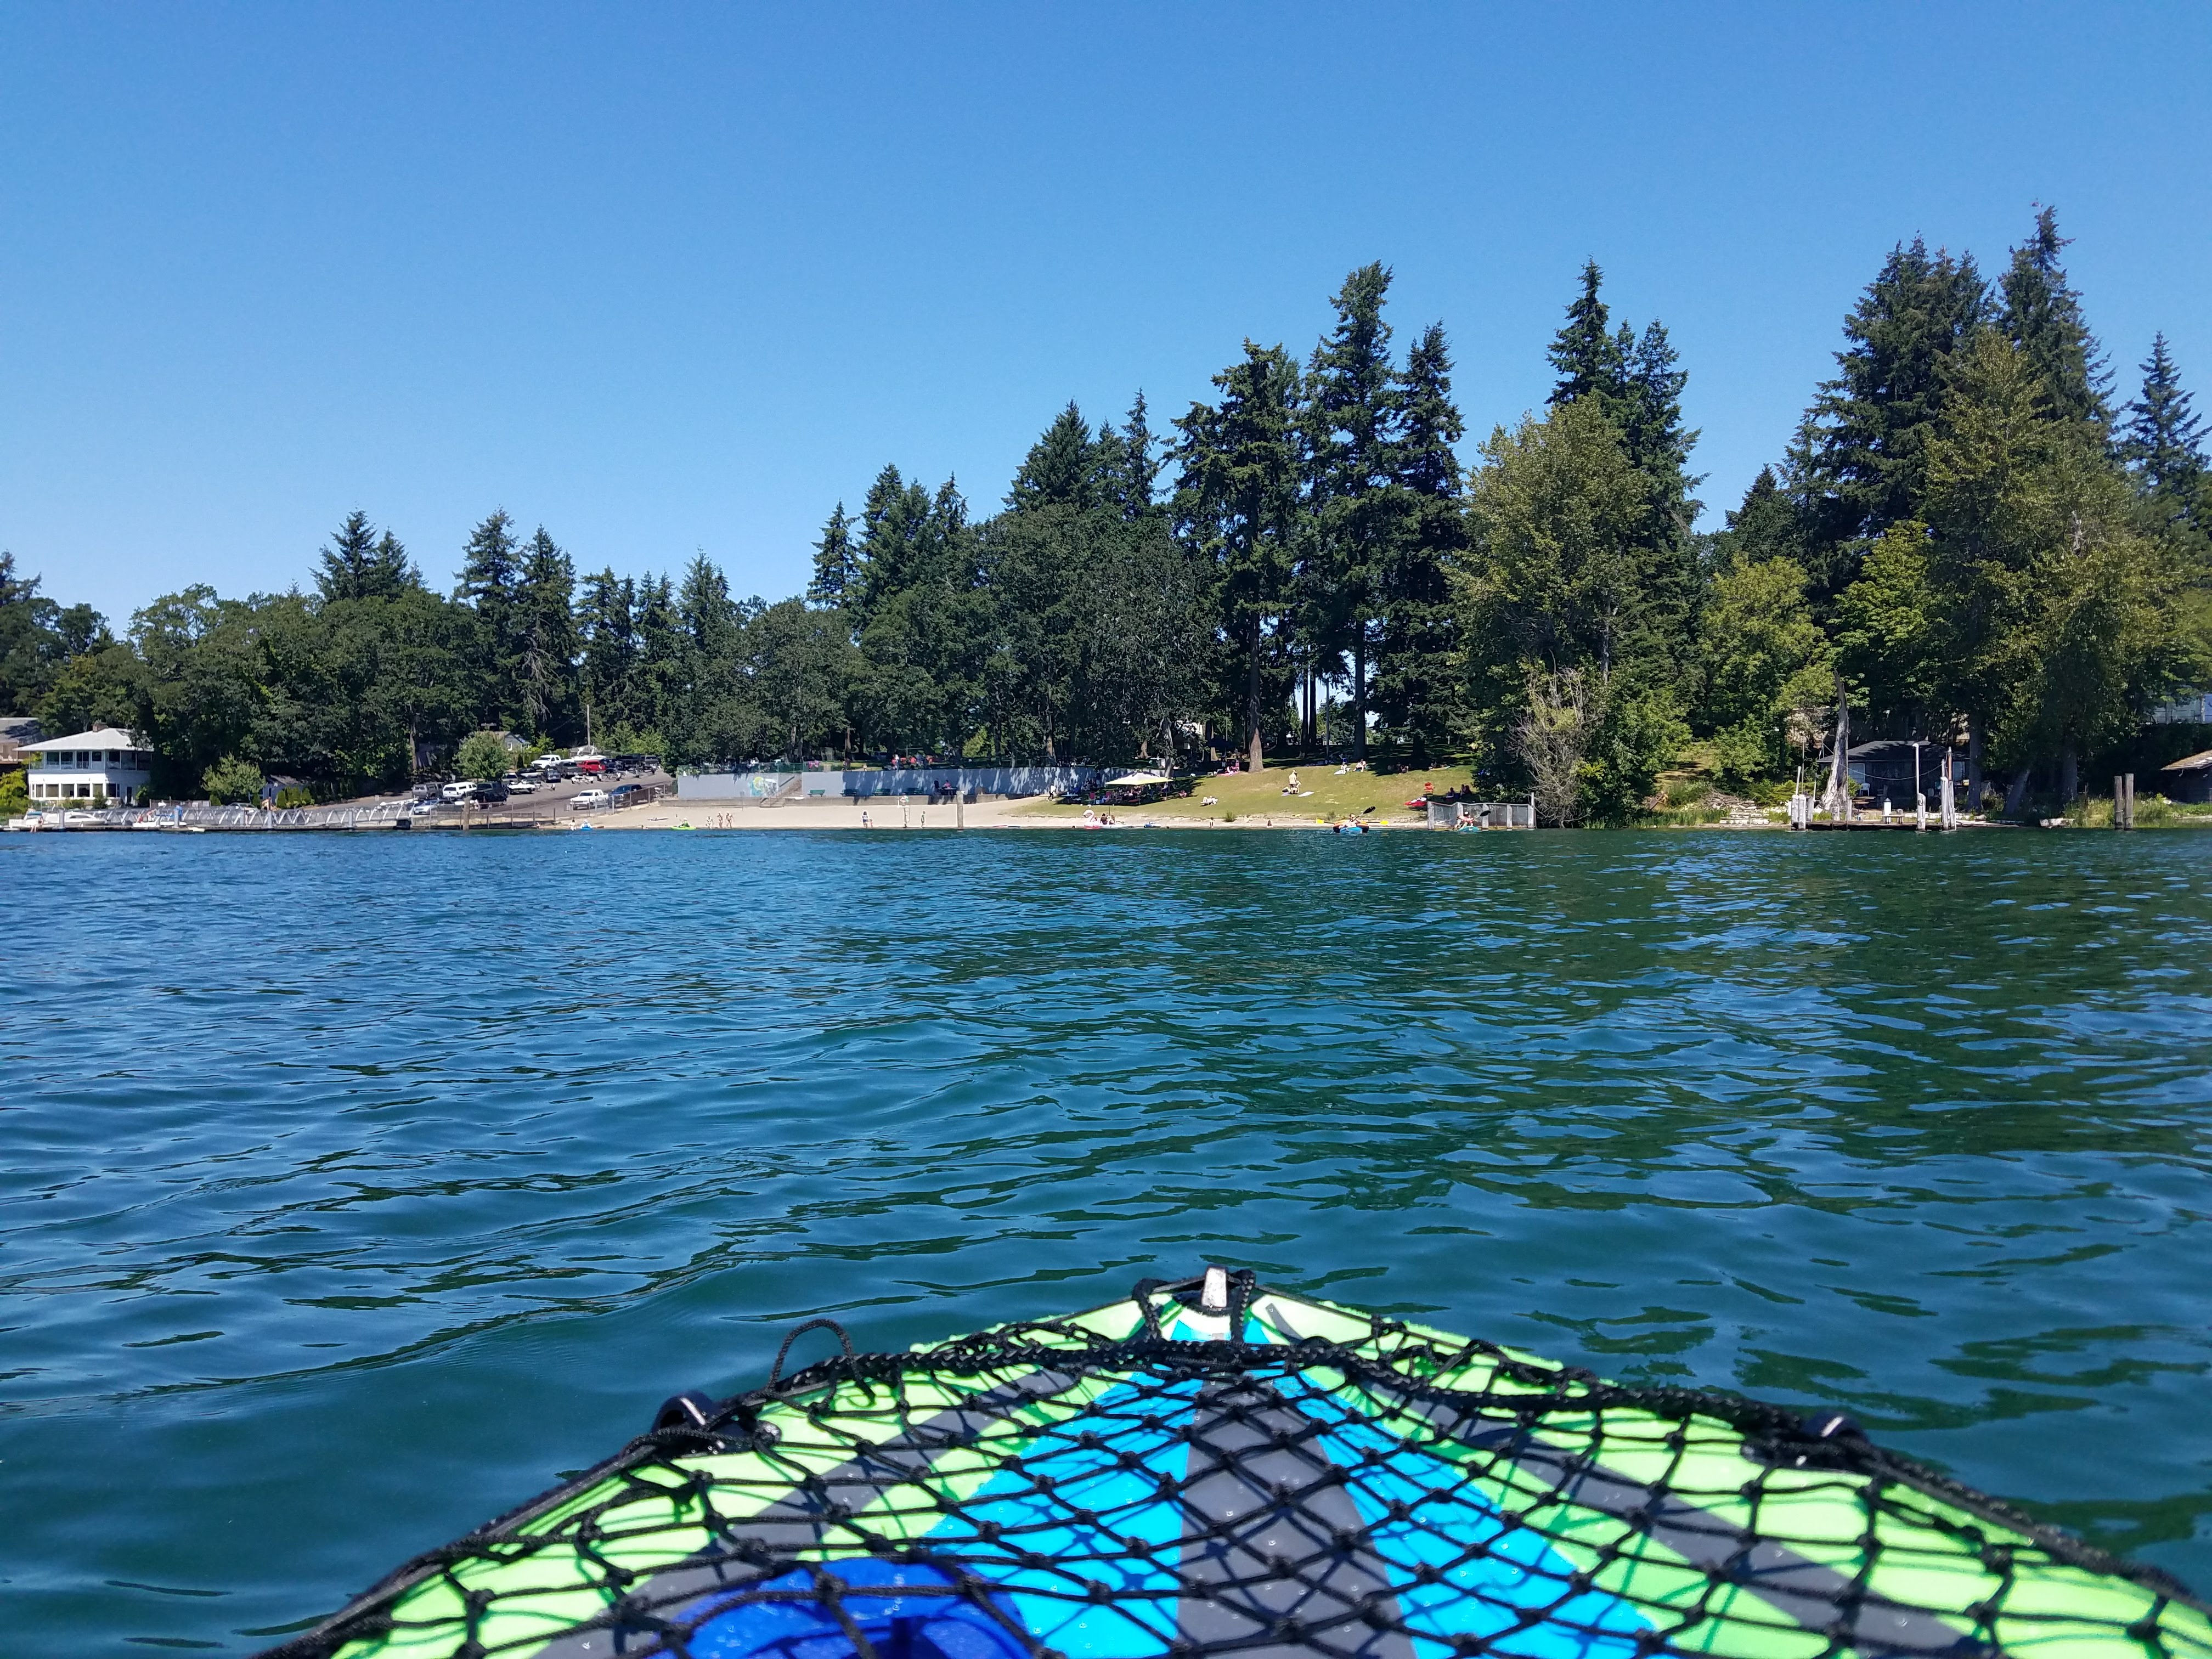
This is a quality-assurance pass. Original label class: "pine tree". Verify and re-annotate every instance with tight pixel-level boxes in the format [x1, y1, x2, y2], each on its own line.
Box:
[316, 511, 417, 602]
[1008, 403, 1098, 511]
[1111, 391, 1161, 520]
[1174, 341, 1304, 769]
[633, 575, 682, 743]
[456, 510, 523, 725]
[1617, 319, 1702, 675]
[1545, 268, 1701, 678]
[516, 527, 578, 741]
[1374, 320, 1465, 762]
[1999, 206, 2111, 433]
[1548, 260, 1627, 411]
[1805, 238, 1991, 601]
[853, 465, 936, 625]
[578, 568, 637, 735]
[2120, 333, 2205, 520]
[1305, 262, 1401, 757]
[1718, 469, 1802, 567]
[808, 503, 861, 608]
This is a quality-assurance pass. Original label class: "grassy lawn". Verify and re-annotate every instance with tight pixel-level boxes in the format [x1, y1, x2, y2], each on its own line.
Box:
[1012, 761, 1483, 825]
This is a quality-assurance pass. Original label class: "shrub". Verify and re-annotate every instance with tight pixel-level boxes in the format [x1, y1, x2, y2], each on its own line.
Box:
[0, 769, 27, 819]
[202, 755, 264, 805]
[455, 731, 511, 782]
[1711, 719, 1770, 795]
[1581, 686, 1689, 825]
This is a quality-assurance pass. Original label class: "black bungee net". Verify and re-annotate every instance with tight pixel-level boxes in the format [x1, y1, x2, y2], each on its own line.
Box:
[261, 1272, 2209, 1659]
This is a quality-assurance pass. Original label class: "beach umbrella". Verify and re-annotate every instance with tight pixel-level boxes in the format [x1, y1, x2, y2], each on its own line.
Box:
[265, 1273, 2209, 1659]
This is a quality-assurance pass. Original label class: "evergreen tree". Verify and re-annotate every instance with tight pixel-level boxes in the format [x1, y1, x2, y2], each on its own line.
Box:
[1715, 469, 1805, 569]
[1305, 262, 1402, 757]
[848, 472, 981, 755]
[674, 555, 746, 763]
[1547, 259, 1628, 412]
[578, 568, 637, 737]
[633, 575, 683, 741]
[1544, 267, 1702, 680]
[1174, 341, 1304, 769]
[1806, 238, 1991, 602]
[1618, 318, 1702, 676]
[315, 511, 417, 602]
[456, 510, 523, 725]
[808, 503, 861, 608]
[1008, 403, 1099, 511]
[678, 554, 741, 677]
[515, 527, 578, 741]
[1110, 391, 1161, 521]
[2120, 333, 2206, 521]
[1374, 320, 1465, 762]
[1998, 206, 2111, 433]
[853, 465, 938, 628]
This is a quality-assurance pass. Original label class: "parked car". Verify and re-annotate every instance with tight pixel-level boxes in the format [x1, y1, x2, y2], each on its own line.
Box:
[407, 800, 442, 817]
[610, 783, 642, 806]
[504, 776, 539, 794]
[474, 781, 509, 804]
[571, 788, 610, 811]
[440, 780, 478, 803]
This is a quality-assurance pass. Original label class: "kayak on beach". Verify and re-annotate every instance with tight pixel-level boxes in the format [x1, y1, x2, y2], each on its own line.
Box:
[261, 1269, 2208, 1659]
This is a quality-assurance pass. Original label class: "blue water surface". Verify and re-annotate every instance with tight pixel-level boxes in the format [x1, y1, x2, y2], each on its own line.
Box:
[2, 827, 2209, 1654]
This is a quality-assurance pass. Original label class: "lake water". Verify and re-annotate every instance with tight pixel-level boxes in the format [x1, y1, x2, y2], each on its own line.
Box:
[4, 826, 2210, 1654]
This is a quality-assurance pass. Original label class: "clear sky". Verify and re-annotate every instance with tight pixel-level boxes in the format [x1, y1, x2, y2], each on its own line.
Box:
[4, 3, 2208, 624]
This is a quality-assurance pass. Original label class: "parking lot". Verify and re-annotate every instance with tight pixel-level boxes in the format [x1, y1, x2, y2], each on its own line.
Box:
[367, 761, 674, 826]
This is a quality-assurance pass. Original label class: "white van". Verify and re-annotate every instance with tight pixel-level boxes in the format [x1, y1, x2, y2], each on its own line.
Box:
[440, 780, 479, 804]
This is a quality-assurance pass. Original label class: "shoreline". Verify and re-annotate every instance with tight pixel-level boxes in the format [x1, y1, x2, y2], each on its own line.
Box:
[592, 798, 1438, 831]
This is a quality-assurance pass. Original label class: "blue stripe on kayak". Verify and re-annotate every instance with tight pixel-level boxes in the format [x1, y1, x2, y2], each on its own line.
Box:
[920, 1373, 1202, 1657]
[1292, 1386, 1653, 1659]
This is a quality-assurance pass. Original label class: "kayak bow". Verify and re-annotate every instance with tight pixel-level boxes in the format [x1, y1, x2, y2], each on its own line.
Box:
[261, 1269, 2208, 1659]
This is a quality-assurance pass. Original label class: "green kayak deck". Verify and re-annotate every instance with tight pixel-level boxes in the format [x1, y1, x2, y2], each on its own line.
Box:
[262, 1269, 2209, 1659]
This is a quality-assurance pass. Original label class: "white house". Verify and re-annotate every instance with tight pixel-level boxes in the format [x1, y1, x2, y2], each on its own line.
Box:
[21, 727, 154, 805]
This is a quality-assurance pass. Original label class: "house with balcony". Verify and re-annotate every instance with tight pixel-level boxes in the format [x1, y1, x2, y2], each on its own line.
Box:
[21, 727, 154, 805]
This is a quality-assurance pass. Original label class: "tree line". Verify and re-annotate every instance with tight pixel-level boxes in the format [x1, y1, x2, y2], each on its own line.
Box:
[4, 207, 2205, 818]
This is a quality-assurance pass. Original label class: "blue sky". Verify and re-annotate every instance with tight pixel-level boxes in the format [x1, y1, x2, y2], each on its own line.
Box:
[3, 3, 2208, 624]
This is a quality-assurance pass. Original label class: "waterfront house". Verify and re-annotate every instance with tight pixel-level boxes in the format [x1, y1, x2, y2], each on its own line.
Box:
[21, 727, 154, 805]
[2159, 750, 2212, 805]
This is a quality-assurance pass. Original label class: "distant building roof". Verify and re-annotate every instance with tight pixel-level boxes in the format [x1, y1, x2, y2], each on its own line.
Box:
[21, 726, 148, 753]
[1847, 739, 1962, 758]
[0, 715, 38, 741]
[2159, 749, 2212, 774]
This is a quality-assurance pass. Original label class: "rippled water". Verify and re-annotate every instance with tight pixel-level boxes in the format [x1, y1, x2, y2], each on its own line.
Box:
[5, 827, 2211, 1653]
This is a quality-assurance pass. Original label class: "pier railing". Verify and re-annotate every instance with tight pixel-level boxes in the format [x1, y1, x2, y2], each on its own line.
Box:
[1426, 800, 1537, 829]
